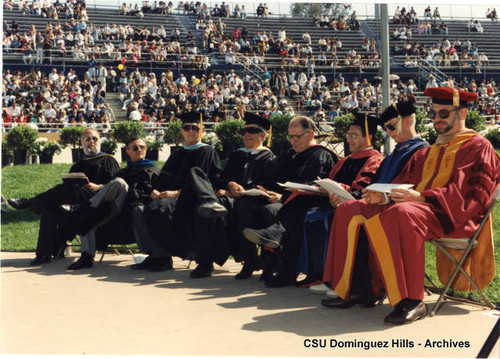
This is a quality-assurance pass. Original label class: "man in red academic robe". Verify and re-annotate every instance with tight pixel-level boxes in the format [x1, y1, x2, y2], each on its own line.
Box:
[321, 87, 500, 325]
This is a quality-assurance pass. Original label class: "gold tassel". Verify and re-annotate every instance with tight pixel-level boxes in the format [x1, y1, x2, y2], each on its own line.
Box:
[396, 115, 403, 134]
[199, 112, 203, 130]
[453, 89, 460, 107]
[392, 103, 403, 134]
[364, 114, 371, 147]
[266, 125, 272, 148]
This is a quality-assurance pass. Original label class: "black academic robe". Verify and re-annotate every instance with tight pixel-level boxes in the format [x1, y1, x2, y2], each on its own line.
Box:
[145, 145, 222, 258]
[217, 147, 276, 190]
[116, 161, 160, 206]
[34, 153, 121, 258]
[268, 145, 338, 200]
[154, 145, 222, 191]
[185, 147, 277, 265]
[96, 161, 160, 249]
[32, 153, 121, 212]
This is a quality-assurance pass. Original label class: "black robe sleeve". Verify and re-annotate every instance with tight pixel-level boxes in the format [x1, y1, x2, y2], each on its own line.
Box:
[154, 146, 222, 191]
[116, 163, 160, 205]
[69, 154, 121, 185]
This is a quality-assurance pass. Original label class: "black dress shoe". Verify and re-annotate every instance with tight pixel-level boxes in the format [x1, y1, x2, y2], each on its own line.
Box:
[384, 299, 427, 325]
[8, 198, 30, 210]
[197, 200, 228, 219]
[296, 276, 322, 288]
[30, 255, 52, 266]
[264, 272, 296, 287]
[67, 252, 94, 270]
[131, 255, 153, 270]
[321, 294, 378, 309]
[190, 263, 214, 278]
[235, 261, 257, 280]
[149, 256, 173, 272]
[243, 223, 284, 249]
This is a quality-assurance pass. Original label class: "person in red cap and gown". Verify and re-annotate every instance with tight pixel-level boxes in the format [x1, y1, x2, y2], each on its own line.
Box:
[321, 87, 500, 325]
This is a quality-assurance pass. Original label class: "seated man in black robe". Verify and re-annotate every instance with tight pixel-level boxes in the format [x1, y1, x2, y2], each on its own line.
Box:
[244, 113, 382, 287]
[132, 111, 222, 271]
[241, 115, 339, 283]
[65, 137, 159, 270]
[173, 112, 276, 278]
[7, 128, 120, 265]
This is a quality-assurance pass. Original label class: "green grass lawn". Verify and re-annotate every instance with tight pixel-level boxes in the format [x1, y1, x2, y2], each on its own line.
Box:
[1, 162, 499, 304]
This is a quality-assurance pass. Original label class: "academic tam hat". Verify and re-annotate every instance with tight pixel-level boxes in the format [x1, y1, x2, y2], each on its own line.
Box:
[379, 100, 416, 125]
[424, 87, 478, 107]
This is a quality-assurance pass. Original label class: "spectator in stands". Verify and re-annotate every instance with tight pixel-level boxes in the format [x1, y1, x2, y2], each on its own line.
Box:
[473, 20, 484, 33]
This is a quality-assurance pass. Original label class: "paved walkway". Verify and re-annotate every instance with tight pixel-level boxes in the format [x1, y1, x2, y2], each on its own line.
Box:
[1, 251, 498, 357]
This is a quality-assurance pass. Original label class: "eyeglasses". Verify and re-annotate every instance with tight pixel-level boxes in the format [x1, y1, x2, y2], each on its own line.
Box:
[427, 108, 461, 120]
[346, 132, 362, 139]
[182, 124, 200, 132]
[130, 145, 147, 151]
[240, 127, 264, 135]
[287, 131, 311, 141]
[84, 136, 99, 142]
[382, 118, 402, 132]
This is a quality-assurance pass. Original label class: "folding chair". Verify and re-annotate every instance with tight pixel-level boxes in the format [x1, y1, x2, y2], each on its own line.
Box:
[425, 184, 500, 316]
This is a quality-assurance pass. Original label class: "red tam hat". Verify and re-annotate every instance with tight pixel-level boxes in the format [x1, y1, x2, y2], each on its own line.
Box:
[424, 87, 478, 107]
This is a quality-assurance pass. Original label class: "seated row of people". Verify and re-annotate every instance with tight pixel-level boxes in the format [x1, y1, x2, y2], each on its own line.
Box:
[8, 88, 499, 326]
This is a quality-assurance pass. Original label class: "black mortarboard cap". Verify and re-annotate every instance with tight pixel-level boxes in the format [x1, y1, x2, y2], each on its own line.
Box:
[351, 111, 378, 137]
[244, 112, 272, 131]
[179, 111, 202, 124]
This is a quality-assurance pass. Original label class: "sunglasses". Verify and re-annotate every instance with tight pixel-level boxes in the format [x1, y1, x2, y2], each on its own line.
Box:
[382, 118, 402, 132]
[182, 125, 200, 132]
[84, 136, 99, 142]
[427, 108, 460, 120]
[286, 131, 311, 141]
[130, 145, 147, 151]
[240, 127, 264, 135]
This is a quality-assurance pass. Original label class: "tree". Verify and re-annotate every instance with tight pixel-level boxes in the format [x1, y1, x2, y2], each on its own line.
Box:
[290, 3, 348, 18]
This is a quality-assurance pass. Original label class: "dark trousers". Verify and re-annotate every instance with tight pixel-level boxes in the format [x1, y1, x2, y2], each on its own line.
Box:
[277, 195, 331, 277]
[31, 183, 95, 257]
[350, 227, 374, 297]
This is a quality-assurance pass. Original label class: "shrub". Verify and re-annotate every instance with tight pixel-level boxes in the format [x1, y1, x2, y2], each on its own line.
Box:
[39, 141, 61, 157]
[415, 109, 428, 134]
[268, 114, 293, 147]
[101, 138, 118, 155]
[422, 125, 438, 145]
[2, 140, 13, 156]
[332, 113, 354, 141]
[214, 118, 245, 156]
[465, 109, 486, 133]
[163, 120, 183, 146]
[5, 126, 39, 151]
[484, 127, 500, 149]
[59, 126, 85, 149]
[144, 135, 164, 151]
[112, 121, 146, 145]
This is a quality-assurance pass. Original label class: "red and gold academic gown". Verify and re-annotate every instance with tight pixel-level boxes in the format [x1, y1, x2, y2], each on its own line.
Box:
[323, 131, 500, 306]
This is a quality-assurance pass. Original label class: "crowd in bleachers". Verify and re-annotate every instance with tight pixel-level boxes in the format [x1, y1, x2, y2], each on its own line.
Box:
[313, 10, 360, 31]
[16, 0, 88, 20]
[2, 68, 115, 131]
[118, 68, 297, 126]
[2, 16, 204, 68]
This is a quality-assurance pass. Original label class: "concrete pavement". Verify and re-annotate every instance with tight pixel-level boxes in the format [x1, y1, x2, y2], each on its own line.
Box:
[1, 251, 498, 357]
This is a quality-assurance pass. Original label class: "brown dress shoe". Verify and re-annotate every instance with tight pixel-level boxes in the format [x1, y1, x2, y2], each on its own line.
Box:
[384, 299, 427, 325]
